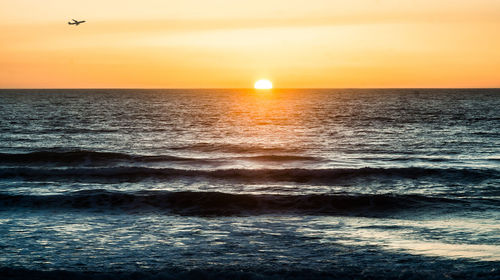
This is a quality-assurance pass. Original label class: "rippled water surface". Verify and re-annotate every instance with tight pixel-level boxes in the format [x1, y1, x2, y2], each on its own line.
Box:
[0, 89, 499, 279]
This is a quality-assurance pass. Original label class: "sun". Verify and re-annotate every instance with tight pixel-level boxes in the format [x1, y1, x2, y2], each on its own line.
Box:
[254, 79, 273, 89]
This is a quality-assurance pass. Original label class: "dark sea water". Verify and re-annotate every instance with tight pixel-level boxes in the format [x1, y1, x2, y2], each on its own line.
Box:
[0, 89, 498, 279]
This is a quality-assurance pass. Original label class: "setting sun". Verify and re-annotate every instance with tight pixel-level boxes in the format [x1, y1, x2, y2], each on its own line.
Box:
[254, 79, 273, 89]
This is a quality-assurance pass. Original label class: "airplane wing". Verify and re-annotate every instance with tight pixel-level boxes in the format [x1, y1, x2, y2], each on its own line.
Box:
[72, 19, 77, 22]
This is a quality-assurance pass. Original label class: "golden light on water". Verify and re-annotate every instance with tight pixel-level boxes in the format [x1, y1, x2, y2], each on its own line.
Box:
[254, 79, 273, 89]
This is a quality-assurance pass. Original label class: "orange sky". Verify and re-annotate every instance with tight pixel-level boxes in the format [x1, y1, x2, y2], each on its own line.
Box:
[1, 0, 499, 88]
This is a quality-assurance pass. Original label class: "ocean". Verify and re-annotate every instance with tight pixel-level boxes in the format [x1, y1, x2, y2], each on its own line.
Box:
[0, 89, 498, 279]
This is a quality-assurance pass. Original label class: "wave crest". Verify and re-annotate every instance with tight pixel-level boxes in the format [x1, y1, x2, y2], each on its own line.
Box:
[0, 166, 496, 183]
[0, 190, 472, 216]
[0, 150, 320, 165]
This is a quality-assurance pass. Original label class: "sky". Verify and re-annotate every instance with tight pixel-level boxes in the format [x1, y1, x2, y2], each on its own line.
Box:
[0, 0, 499, 88]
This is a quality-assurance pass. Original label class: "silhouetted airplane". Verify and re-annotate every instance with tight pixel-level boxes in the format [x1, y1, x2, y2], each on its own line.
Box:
[68, 19, 85, 26]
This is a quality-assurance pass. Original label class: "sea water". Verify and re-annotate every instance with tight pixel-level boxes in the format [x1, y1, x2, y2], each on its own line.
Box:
[0, 89, 498, 279]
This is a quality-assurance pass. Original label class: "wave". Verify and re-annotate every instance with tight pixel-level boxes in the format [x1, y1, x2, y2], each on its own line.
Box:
[235, 155, 321, 162]
[0, 151, 192, 164]
[0, 166, 496, 183]
[0, 150, 320, 165]
[168, 143, 303, 154]
[0, 190, 480, 216]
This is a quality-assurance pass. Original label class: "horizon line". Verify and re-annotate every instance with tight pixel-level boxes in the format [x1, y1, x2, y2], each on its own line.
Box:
[1, 87, 499, 90]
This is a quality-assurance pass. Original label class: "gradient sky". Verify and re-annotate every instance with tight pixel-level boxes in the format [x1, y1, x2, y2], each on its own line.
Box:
[1, 0, 499, 88]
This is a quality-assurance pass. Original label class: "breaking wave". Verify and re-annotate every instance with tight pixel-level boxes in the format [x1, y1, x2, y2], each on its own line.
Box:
[0, 166, 496, 183]
[0, 190, 488, 216]
[168, 143, 304, 154]
[0, 151, 200, 165]
[0, 150, 320, 165]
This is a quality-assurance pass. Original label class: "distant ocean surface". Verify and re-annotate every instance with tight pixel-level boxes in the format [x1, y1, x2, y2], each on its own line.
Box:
[0, 89, 498, 279]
